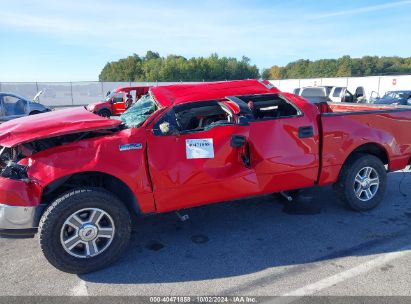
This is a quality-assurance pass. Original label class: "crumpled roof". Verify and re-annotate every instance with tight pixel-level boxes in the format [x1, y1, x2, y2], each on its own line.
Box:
[151, 79, 279, 106]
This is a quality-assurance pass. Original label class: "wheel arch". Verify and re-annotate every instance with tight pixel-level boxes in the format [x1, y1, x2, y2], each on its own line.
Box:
[41, 171, 141, 216]
[344, 142, 389, 166]
[336, 143, 389, 181]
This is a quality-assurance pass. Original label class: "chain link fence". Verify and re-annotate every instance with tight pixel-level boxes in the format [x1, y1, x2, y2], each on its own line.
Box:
[0, 81, 182, 108]
[1, 76, 410, 108]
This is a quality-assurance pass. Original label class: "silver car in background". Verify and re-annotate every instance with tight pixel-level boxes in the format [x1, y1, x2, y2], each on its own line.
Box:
[0, 92, 50, 122]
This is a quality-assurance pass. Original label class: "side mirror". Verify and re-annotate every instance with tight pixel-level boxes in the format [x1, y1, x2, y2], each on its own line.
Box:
[238, 116, 249, 126]
[154, 121, 179, 136]
[231, 135, 246, 148]
[159, 122, 171, 135]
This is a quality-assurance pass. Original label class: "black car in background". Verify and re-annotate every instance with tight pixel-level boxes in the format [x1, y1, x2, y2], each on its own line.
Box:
[0, 92, 50, 122]
[374, 90, 411, 105]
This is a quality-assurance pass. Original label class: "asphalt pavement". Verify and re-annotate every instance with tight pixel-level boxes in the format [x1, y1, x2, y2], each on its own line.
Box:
[1, 170, 411, 297]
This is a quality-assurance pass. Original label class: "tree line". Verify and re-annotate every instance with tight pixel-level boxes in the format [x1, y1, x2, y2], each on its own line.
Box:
[99, 52, 411, 81]
[262, 55, 411, 79]
[99, 51, 259, 82]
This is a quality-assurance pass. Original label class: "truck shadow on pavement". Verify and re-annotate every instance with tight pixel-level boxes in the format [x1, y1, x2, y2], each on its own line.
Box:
[80, 172, 411, 284]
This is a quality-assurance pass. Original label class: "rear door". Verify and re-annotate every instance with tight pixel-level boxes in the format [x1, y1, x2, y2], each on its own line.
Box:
[146, 100, 257, 212]
[228, 94, 320, 193]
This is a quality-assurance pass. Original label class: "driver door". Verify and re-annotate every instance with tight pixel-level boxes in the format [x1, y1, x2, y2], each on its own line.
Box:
[146, 101, 257, 212]
[111, 92, 125, 115]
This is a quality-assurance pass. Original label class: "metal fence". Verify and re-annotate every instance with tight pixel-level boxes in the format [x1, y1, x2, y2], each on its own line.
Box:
[0, 81, 182, 107]
[1, 75, 410, 108]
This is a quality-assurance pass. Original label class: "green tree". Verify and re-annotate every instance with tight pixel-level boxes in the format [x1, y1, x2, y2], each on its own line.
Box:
[260, 55, 411, 80]
[336, 56, 352, 77]
[99, 51, 260, 81]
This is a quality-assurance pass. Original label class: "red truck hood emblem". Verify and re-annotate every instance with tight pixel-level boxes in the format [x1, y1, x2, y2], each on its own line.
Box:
[0, 107, 122, 147]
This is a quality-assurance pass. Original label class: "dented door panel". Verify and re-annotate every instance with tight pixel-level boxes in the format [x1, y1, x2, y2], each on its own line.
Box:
[147, 125, 258, 212]
[248, 116, 320, 192]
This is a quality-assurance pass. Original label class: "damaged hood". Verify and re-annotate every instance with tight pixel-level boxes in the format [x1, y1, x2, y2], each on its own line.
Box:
[0, 107, 122, 147]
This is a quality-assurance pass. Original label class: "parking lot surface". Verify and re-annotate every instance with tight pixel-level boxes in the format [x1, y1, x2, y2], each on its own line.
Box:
[1, 170, 411, 297]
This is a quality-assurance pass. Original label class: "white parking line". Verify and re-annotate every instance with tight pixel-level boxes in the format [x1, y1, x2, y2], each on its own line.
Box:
[274, 245, 411, 302]
[70, 279, 88, 296]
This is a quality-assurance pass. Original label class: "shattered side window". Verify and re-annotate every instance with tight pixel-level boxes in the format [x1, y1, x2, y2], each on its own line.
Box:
[120, 93, 157, 128]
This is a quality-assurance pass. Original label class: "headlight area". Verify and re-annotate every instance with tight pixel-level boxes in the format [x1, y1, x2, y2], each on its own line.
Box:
[0, 146, 30, 182]
[1, 161, 28, 181]
[0, 146, 42, 208]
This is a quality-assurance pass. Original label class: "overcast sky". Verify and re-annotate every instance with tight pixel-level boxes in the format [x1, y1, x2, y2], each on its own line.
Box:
[1, 0, 411, 82]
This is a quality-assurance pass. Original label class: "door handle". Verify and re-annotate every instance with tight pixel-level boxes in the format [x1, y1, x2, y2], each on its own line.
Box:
[231, 134, 251, 168]
[230, 135, 246, 148]
[298, 126, 314, 138]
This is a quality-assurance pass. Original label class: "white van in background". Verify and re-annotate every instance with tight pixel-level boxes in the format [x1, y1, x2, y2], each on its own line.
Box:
[294, 86, 366, 103]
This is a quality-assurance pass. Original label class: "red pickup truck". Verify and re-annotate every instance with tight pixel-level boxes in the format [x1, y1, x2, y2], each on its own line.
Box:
[1, 80, 411, 273]
[87, 86, 150, 117]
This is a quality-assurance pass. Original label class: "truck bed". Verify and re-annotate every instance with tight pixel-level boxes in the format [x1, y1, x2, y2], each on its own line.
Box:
[319, 102, 410, 113]
[317, 102, 411, 185]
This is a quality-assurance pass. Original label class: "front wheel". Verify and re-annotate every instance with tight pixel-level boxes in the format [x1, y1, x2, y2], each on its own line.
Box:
[38, 188, 131, 274]
[333, 153, 387, 211]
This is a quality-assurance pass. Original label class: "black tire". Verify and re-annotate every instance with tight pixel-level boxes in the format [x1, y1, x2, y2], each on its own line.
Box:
[97, 109, 111, 117]
[333, 153, 387, 211]
[29, 111, 41, 115]
[38, 188, 131, 274]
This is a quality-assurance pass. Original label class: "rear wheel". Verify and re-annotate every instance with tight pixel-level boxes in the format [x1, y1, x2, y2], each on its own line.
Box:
[333, 153, 387, 211]
[97, 109, 111, 117]
[39, 188, 131, 274]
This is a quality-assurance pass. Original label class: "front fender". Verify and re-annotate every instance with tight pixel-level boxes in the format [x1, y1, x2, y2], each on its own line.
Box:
[20, 128, 155, 212]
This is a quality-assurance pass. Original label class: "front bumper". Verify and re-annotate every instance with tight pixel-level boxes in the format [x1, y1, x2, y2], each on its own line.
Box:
[0, 204, 45, 238]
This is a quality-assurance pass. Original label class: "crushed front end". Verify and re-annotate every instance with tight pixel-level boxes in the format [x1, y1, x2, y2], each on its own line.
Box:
[0, 145, 44, 237]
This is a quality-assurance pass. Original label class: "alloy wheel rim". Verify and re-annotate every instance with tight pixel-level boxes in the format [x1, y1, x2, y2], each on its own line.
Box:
[60, 208, 115, 259]
[353, 166, 379, 202]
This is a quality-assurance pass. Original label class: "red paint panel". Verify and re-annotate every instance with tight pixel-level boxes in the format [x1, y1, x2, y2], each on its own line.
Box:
[248, 115, 320, 192]
[21, 128, 156, 212]
[319, 111, 411, 184]
[111, 99, 126, 115]
[0, 177, 42, 207]
[151, 80, 279, 106]
[146, 125, 257, 211]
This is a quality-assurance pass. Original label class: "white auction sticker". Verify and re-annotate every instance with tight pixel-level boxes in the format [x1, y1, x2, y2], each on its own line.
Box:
[186, 138, 214, 159]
